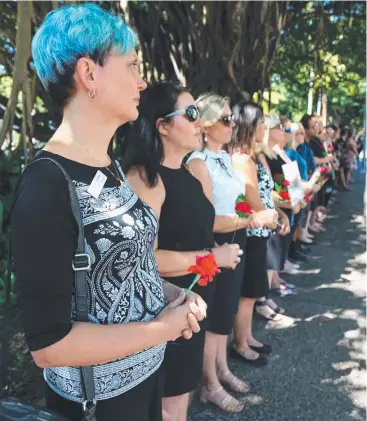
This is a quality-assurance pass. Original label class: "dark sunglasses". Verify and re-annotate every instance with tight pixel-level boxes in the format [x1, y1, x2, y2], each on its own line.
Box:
[219, 115, 235, 127]
[162, 105, 199, 122]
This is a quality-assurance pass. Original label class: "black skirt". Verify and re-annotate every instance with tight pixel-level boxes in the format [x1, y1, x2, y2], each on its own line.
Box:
[45, 367, 163, 421]
[241, 236, 270, 298]
[163, 320, 207, 397]
[162, 271, 214, 397]
[207, 229, 247, 335]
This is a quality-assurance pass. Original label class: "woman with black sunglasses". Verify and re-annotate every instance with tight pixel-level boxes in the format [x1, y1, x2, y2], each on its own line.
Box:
[122, 82, 241, 421]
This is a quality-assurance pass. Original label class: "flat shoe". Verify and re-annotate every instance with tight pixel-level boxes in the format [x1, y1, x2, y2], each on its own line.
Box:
[280, 281, 296, 290]
[299, 237, 313, 244]
[230, 347, 268, 366]
[249, 343, 272, 354]
[272, 286, 293, 296]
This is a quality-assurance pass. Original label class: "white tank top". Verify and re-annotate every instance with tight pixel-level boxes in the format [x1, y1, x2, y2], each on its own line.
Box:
[187, 149, 245, 216]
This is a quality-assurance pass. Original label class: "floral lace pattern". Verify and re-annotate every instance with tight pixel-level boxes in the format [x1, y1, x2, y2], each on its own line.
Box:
[247, 161, 275, 238]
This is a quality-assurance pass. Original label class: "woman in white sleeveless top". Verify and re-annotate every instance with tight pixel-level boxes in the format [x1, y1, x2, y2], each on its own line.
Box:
[187, 93, 278, 413]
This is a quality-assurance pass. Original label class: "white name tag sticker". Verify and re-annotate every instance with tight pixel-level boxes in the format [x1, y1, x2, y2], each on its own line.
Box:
[88, 170, 107, 199]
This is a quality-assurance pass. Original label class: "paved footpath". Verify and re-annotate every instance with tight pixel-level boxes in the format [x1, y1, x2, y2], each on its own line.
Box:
[189, 172, 366, 421]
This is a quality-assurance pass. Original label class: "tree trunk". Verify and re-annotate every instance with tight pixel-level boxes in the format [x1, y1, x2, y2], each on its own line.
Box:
[307, 67, 314, 114]
[316, 86, 322, 115]
[322, 93, 327, 126]
[0, 1, 32, 149]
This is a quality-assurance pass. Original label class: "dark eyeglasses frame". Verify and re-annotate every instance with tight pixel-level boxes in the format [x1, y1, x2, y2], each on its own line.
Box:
[219, 115, 235, 127]
[162, 105, 199, 123]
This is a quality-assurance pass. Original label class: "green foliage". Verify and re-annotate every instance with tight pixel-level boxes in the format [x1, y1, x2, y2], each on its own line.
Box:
[271, 1, 366, 127]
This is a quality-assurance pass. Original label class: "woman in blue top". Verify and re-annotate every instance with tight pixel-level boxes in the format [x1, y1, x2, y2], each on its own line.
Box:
[288, 123, 321, 245]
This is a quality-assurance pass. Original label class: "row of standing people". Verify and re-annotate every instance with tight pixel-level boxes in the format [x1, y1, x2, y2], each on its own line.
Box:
[9, 4, 335, 421]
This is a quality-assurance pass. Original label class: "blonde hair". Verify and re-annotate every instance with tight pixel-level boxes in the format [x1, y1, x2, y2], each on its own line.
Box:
[196, 93, 229, 128]
[262, 113, 281, 157]
[195, 93, 229, 150]
[288, 122, 304, 150]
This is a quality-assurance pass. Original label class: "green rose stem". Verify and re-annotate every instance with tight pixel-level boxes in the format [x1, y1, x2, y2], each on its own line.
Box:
[231, 216, 240, 243]
[185, 274, 201, 296]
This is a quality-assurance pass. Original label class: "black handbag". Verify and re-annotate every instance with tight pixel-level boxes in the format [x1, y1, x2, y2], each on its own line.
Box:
[0, 158, 98, 421]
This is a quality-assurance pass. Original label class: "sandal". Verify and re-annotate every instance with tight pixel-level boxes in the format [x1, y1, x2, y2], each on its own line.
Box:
[271, 288, 293, 297]
[280, 281, 296, 290]
[200, 386, 244, 412]
[218, 370, 250, 394]
[266, 299, 286, 314]
[255, 301, 283, 320]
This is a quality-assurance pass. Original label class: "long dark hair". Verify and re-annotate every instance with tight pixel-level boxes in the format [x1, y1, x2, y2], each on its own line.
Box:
[122, 81, 188, 188]
[227, 100, 263, 157]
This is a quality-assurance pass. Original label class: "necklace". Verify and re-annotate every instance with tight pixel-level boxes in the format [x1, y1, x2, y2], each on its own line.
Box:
[74, 139, 124, 186]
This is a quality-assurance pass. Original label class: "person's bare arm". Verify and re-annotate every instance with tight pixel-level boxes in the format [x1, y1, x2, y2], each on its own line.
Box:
[349, 140, 358, 155]
[314, 155, 332, 165]
[127, 166, 240, 278]
[32, 318, 174, 368]
[241, 155, 265, 211]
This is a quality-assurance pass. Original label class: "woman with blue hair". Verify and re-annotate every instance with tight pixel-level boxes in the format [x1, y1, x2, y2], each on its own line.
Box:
[10, 4, 205, 421]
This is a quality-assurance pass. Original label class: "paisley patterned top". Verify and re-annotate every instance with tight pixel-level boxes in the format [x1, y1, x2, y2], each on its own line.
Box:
[247, 160, 275, 238]
[11, 152, 166, 403]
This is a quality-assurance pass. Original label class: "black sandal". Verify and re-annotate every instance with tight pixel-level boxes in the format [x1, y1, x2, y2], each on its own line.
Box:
[249, 343, 272, 354]
[272, 304, 286, 315]
[254, 301, 279, 320]
[266, 299, 286, 315]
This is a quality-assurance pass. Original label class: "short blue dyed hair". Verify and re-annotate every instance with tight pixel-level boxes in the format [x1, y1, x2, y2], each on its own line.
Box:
[32, 3, 137, 107]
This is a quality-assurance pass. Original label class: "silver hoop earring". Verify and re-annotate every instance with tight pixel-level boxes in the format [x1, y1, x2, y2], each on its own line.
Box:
[88, 89, 96, 99]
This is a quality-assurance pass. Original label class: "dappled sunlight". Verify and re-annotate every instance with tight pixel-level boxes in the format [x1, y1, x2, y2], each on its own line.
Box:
[242, 394, 264, 406]
[298, 267, 322, 275]
[265, 315, 299, 330]
[188, 175, 367, 421]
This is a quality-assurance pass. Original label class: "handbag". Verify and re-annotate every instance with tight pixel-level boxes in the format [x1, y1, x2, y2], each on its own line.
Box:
[0, 157, 97, 421]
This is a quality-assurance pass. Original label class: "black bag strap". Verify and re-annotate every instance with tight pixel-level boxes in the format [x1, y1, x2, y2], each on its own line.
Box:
[21, 157, 97, 420]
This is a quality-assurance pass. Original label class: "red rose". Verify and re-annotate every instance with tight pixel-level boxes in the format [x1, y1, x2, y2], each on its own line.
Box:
[279, 190, 290, 201]
[319, 167, 329, 174]
[282, 179, 291, 187]
[188, 253, 221, 287]
[304, 195, 311, 203]
[235, 201, 252, 215]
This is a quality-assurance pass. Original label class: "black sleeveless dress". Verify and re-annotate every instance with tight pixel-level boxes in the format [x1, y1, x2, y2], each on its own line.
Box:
[158, 164, 216, 397]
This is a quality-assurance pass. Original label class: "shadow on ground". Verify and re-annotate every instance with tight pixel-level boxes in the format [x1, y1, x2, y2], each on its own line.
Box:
[189, 172, 366, 421]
